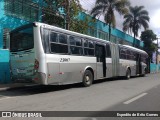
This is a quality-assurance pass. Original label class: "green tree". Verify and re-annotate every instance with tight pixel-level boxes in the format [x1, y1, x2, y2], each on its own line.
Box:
[70, 15, 96, 34]
[42, 0, 65, 27]
[63, 0, 82, 30]
[123, 6, 150, 47]
[91, 0, 130, 41]
[141, 30, 157, 58]
[141, 30, 157, 72]
[42, 0, 82, 29]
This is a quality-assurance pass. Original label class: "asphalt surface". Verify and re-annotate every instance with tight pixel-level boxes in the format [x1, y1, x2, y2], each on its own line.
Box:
[0, 73, 160, 120]
[107, 84, 160, 111]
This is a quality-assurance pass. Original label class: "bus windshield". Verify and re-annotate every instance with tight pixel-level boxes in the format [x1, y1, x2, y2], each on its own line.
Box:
[10, 26, 34, 52]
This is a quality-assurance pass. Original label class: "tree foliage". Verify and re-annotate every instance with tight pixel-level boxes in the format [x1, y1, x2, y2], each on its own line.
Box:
[63, 0, 82, 29]
[42, 0, 82, 29]
[42, 0, 65, 27]
[140, 30, 157, 58]
[91, 0, 130, 41]
[123, 6, 150, 47]
[70, 15, 96, 34]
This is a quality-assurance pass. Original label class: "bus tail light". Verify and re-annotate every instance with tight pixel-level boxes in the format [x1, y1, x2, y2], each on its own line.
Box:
[34, 59, 39, 69]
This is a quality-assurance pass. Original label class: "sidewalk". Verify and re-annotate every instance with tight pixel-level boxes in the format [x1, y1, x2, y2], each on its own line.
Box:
[0, 82, 35, 91]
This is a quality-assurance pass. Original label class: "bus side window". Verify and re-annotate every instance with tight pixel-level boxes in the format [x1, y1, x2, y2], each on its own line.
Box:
[84, 39, 88, 55]
[120, 48, 127, 59]
[126, 50, 131, 60]
[69, 36, 75, 45]
[59, 34, 67, 44]
[88, 40, 94, 56]
[132, 51, 136, 60]
[76, 38, 82, 46]
[88, 41, 94, 48]
[84, 39, 94, 56]
[84, 39, 88, 47]
[50, 32, 68, 54]
[50, 32, 58, 42]
[130, 50, 134, 60]
[106, 44, 111, 58]
[69, 36, 83, 55]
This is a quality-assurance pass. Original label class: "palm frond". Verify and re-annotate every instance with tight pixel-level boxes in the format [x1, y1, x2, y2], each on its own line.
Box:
[124, 14, 133, 19]
[90, 4, 107, 17]
[96, 0, 108, 4]
[91, 0, 131, 41]
[139, 15, 150, 22]
[136, 6, 144, 12]
[123, 5, 150, 38]
[140, 19, 149, 30]
[139, 10, 149, 15]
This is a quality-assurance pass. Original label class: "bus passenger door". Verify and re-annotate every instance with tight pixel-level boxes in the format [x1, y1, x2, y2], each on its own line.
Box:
[96, 44, 106, 79]
[136, 54, 142, 75]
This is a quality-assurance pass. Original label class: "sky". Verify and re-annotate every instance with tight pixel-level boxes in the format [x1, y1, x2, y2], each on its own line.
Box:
[79, 0, 160, 39]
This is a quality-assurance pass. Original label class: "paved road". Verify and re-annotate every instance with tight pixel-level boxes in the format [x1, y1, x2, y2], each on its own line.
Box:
[0, 73, 160, 120]
[107, 84, 160, 111]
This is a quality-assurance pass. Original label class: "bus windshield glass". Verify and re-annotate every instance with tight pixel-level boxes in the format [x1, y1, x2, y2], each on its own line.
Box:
[10, 26, 33, 52]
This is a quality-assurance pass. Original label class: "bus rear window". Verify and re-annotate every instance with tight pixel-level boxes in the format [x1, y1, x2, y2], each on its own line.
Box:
[10, 27, 33, 52]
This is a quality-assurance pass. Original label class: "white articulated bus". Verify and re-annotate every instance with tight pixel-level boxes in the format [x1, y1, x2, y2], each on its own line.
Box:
[10, 22, 148, 86]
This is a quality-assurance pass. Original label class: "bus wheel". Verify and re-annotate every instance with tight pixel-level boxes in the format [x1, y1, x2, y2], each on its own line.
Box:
[82, 70, 93, 87]
[125, 69, 131, 80]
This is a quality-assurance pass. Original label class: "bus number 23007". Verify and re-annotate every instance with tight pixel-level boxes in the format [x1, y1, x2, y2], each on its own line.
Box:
[60, 58, 70, 62]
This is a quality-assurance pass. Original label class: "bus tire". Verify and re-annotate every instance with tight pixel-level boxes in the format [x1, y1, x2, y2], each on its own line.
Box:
[82, 70, 93, 87]
[125, 69, 131, 80]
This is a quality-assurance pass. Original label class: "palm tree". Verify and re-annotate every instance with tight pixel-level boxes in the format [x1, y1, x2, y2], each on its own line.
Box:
[123, 6, 150, 47]
[91, 0, 130, 41]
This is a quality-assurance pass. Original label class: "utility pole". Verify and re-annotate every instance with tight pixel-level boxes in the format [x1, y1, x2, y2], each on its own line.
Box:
[65, 0, 70, 30]
[38, 0, 43, 22]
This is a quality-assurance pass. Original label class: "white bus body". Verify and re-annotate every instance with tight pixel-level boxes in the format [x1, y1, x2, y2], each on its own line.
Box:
[10, 22, 148, 86]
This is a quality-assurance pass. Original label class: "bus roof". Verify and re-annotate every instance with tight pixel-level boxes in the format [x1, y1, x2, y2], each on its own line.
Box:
[34, 22, 111, 44]
[120, 44, 148, 55]
[11, 22, 147, 55]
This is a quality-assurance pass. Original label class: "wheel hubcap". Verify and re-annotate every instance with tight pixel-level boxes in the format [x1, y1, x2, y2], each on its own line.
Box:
[85, 75, 90, 84]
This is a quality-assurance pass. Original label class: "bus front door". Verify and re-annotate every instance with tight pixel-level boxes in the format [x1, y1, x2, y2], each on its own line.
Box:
[136, 54, 142, 75]
[96, 44, 106, 79]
